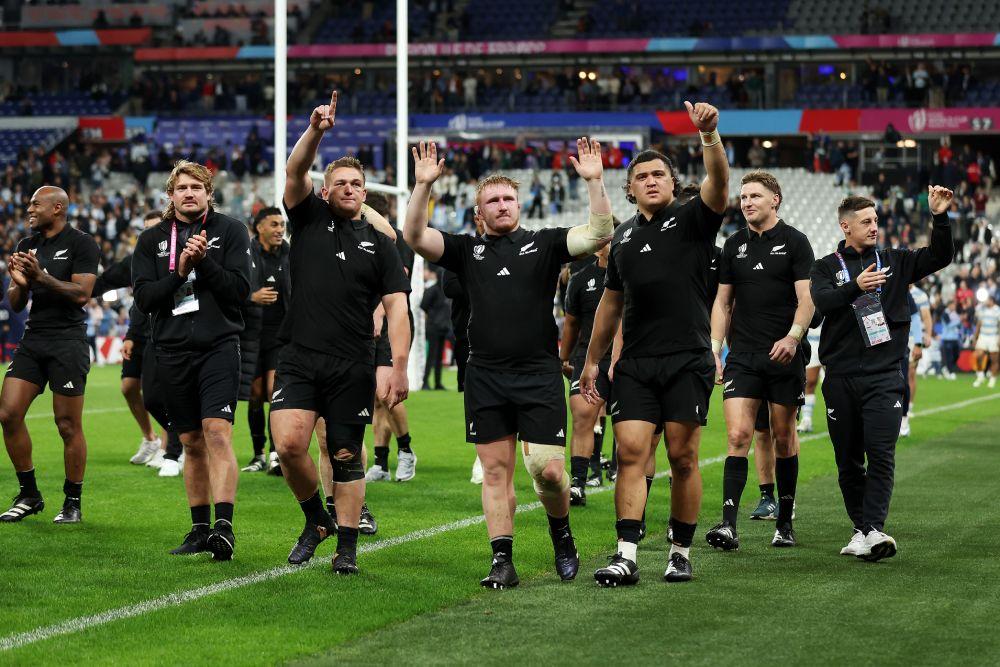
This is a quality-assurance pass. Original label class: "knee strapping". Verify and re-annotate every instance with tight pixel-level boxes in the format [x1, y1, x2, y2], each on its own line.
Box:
[521, 441, 569, 498]
[326, 423, 366, 483]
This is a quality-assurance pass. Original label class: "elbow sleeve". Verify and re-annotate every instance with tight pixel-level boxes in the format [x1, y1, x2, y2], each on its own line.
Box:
[566, 212, 614, 256]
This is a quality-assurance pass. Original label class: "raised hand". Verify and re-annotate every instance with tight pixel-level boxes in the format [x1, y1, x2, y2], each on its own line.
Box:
[309, 90, 338, 132]
[411, 141, 445, 185]
[928, 185, 954, 215]
[856, 262, 887, 292]
[684, 100, 720, 133]
[568, 136, 604, 181]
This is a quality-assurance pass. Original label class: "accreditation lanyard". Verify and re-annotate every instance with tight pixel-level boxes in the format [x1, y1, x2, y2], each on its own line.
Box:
[168, 210, 209, 273]
[835, 249, 889, 347]
[834, 249, 881, 294]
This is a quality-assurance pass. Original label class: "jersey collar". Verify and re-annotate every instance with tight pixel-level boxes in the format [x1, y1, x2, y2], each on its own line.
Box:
[635, 201, 679, 227]
[837, 239, 877, 260]
[38, 222, 72, 245]
[482, 227, 527, 245]
[746, 219, 784, 241]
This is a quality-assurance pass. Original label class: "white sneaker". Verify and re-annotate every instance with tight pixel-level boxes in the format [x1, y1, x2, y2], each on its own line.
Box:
[899, 416, 910, 437]
[840, 530, 868, 556]
[395, 451, 417, 482]
[796, 417, 812, 433]
[973, 375, 985, 388]
[470, 456, 483, 484]
[266, 451, 281, 475]
[990, 376, 997, 389]
[365, 464, 391, 482]
[158, 458, 181, 477]
[859, 530, 897, 562]
[129, 438, 161, 465]
[145, 449, 165, 469]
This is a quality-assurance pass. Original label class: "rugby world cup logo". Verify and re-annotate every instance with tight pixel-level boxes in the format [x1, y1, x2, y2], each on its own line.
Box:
[737, 243, 748, 259]
[473, 244, 485, 260]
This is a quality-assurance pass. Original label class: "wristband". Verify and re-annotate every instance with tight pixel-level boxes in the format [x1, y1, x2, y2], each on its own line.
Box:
[700, 130, 721, 147]
[788, 324, 805, 342]
[711, 338, 723, 354]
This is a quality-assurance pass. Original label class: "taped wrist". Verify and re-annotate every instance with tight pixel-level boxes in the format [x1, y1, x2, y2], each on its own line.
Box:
[326, 422, 366, 483]
[521, 442, 570, 499]
[566, 211, 614, 256]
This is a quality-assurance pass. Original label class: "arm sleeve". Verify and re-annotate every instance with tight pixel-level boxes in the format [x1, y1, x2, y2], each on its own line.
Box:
[605, 243, 623, 291]
[132, 234, 186, 314]
[899, 212, 954, 284]
[282, 191, 320, 237]
[810, 257, 862, 316]
[685, 196, 725, 241]
[196, 222, 252, 305]
[792, 233, 816, 281]
[72, 235, 100, 276]
[548, 227, 573, 264]
[378, 232, 412, 297]
[436, 232, 469, 275]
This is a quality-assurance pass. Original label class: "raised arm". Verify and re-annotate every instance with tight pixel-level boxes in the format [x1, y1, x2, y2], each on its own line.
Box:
[285, 90, 337, 209]
[685, 101, 729, 214]
[403, 142, 446, 262]
[566, 137, 614, 257]
[904, 186, 955, 283]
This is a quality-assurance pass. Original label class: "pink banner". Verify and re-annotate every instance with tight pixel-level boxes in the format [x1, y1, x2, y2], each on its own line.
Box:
[860, 108, 1000, 134]
[834, 32, 997, 49]
[288, 38, 650, 59]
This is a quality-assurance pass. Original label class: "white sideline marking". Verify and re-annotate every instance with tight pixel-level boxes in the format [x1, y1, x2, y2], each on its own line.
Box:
[26, 406, 129, 421]
[1, 393, 996, 652]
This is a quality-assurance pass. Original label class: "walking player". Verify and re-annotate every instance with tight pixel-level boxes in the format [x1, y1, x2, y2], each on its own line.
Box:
[0, 186, 99, 524]
[404, 137, 613, 588]
[810, 189, 953, 561]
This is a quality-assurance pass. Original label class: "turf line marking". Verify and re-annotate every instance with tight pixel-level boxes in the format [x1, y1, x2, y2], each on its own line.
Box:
[1, 393, 995, 653]
[26, 406, 129, 421]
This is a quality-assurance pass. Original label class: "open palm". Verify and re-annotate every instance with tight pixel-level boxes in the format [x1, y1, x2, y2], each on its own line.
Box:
[412, 141, 445, 184]
[569, 137, 603, 181]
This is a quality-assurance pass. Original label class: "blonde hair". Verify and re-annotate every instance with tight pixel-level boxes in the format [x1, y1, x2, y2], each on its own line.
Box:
[324, 156, 366, 183]
[740, 170, 783, 211]
[475, 173, 520, 206]
[162, 160, 215, 220]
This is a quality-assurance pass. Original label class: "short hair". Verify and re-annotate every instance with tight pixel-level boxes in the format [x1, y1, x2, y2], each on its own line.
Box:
[475, 173, 520, 205]
[838, 195, 876, 220]
[624, 150, 680, 203]
[365, 191, 391, 218]
[163, 160, 214, 220]
[678, 182, 702, 203]
[324, 156, 365, 183]
[143, 211, 161, 222]
[740, 170, 783, 211]
[253, 206, 282, 229]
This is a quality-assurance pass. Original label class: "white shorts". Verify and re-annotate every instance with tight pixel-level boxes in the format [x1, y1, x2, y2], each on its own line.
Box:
[975, 335, 999, 353]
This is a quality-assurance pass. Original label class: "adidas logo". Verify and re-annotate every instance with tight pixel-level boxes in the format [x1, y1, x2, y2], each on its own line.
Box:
[358, 408, 371, 417]
[220, 405, 232, 414]
[267, 275, 276, 282]
[640, 243, 652, 253]
[556, 429, 564, 438]
[497, 267, 511, 276]
[336, 251, 346, 260]
[63, 381, 74, 389]
[753, 262, 764, 270]
[724, 499, 735, 507]
[894, 401, 902, 408]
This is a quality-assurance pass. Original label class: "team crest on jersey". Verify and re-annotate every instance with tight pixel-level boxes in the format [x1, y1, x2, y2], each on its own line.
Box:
[620, 228, 633, 245]
[835, 269, 850, 285]
[157, 240, 169, 257]
[586, 278, 597, 292]
[770, 244, 787, 255]
[473, 244, 485, 260]
[358, 241, 376, 255]
[519, 241, 537, 256]
[736, 243, 748, 259]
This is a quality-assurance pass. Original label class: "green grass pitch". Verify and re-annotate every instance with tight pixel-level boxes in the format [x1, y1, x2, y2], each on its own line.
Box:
[1, 365, 998, 665]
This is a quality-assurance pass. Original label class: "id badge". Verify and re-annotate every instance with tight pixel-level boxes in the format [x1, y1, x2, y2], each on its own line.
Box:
[172, 270, 200, 316]
[851, 292, 890, 347]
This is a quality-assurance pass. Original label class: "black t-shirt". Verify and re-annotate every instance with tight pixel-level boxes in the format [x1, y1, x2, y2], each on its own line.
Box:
[282, 194, 410, 363]
[437, 226, 572, 373]
[258, 243, 287, 333]
[707, 245, 722, 307]
[16, 224, 100, 341]
[564, 260, 608, 362]
[392, 224, 416, 276]
[719, 220, 814, 354]
[605, 195, 723, 359]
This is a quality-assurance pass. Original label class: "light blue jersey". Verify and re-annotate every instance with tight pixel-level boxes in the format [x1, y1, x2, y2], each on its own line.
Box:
[910, 286, 929, 342]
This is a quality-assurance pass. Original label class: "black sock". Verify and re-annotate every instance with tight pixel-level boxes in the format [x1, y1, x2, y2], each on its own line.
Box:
[336, 525, 359, 555]
[570, 455, 589, 483]
[299, 491, 329, 526]
[396, 432, 412, 453]
[63, 479, 82, 506]
[722, 456, 749, 526]
[248, 403, 266, 456]
[374, 446, 390, 469]
[16, 469, 39, 497]
[775, 455, 798, 525]
[165, 431, 183, 461]
[615, 518, 642, 544]
[671, 518, 697, 548]
[191, 504, 211, 530]
[641, 475, 654, 523]
[547, 513, 570, 540]
[759, 482, 775, 498]
[490, 535, 513, 562]
[214, 502, 234, 526]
